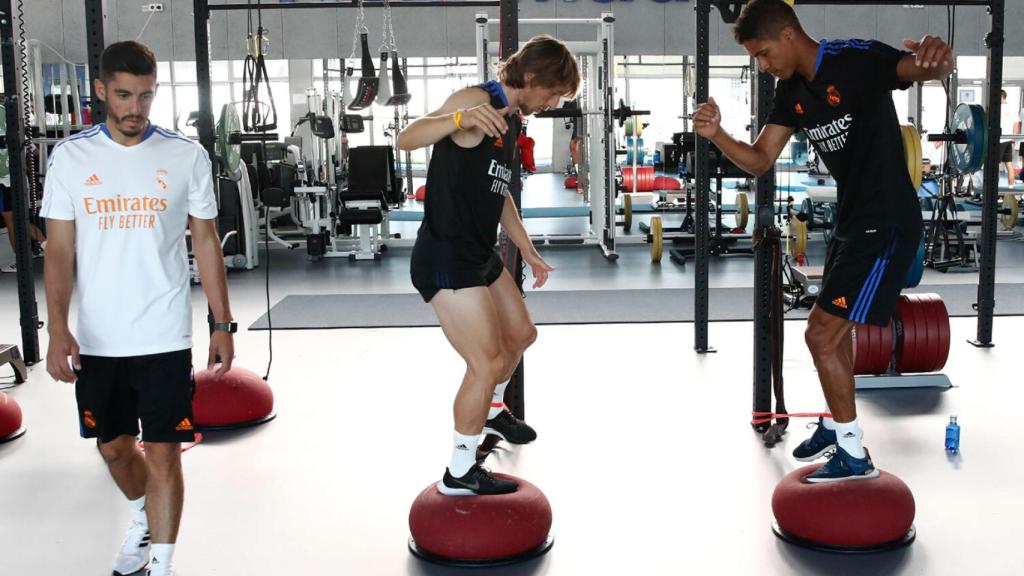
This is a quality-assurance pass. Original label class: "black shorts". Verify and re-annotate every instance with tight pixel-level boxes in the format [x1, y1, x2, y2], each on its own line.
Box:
[0, 183, 10, 214]
[817, 227, 921, 327]
[75, 349, 195, 443]
[1000, 141, 1013, 163]
[411, 249, 506, 303]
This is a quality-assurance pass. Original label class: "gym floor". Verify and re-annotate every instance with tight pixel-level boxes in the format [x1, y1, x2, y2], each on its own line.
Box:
[2, 172, 1024, 575]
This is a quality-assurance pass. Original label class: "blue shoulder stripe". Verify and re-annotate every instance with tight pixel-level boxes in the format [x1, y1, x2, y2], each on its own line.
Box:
[48, 125, 104, 170]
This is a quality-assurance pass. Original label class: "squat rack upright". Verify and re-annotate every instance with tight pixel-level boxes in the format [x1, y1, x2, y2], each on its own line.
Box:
[691, 0, 1005, 428]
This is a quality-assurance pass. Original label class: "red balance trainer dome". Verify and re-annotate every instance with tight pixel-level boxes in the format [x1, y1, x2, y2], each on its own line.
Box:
[772, 464, 916, 552]
[409, 474, 553, 566]
[0, 391, 26, 442]
[192, 366, 275, 430]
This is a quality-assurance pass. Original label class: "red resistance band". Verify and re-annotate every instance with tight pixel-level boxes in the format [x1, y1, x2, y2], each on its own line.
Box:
[750, 412, 832, 426]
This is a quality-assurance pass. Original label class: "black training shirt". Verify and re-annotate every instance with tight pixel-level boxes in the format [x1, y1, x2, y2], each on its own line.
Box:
[767, 39, 921, 238]
[415, 81, 513, 268]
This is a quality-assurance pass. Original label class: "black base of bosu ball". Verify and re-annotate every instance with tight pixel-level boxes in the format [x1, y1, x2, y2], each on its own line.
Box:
[772, 464, 916, 553]
[408, 474, 554, 567]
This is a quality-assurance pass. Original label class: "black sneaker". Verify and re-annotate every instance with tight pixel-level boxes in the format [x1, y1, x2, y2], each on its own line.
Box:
[437, 465, 518, 496]
[483, 409, 537, 444]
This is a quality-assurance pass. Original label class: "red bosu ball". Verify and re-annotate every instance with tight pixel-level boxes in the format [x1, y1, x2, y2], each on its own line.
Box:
[772, 464, 916, 552]
[408, 474, 554, 566]
[192, 367, 276, 430]
[0, 391, 26, 443]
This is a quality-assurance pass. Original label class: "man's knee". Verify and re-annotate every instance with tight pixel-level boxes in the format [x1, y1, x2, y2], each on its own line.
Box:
[804, 317, 847, 358]
[142, 443, 183, 476]
[508, 323, 537, 355]
[97, 435, 139, 465]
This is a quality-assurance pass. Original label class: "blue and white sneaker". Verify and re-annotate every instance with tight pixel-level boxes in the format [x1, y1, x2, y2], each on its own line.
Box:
[791, 418, 837, 461]
[804, 446, 880, 483]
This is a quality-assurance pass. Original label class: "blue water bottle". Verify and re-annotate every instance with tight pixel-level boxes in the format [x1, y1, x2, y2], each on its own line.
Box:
[945, 416, 960, 453]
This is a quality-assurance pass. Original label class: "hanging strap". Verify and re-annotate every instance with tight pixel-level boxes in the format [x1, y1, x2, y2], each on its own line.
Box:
[376, 50, 392, 105]
[385, 51, 411, 106]
[342, 58, 354, 104]
[241, 0, 277, 131]
[348, 32, 379, 111]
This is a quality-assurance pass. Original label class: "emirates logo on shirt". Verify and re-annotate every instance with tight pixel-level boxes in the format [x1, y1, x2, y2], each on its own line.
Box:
[826, 85, 842, 107]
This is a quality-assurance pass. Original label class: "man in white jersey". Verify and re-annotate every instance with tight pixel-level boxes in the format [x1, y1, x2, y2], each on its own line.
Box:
[42, 41, 234, 576]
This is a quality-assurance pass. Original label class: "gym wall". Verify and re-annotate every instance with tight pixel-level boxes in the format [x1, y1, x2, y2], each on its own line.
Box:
[24, 1, 1024, 64]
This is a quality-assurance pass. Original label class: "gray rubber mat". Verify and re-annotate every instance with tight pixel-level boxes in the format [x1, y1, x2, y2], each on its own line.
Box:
[248, 283, 1024, 330]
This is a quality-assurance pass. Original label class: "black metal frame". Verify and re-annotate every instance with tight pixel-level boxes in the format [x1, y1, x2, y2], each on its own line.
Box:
[495, 0, 525, 420]
[2, 0, 40, 364]
[84, 0, 106, 123]
[694, 0, 1005, 423]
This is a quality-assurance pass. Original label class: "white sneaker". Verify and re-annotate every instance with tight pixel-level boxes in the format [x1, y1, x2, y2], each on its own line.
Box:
[0, 262, 15, 273]
[113, 520, 151, 575]
[146, 560, 174, 576]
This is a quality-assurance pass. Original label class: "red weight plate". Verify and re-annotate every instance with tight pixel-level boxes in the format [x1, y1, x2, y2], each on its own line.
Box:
[928, 295, 951, 371]
[623, 167, 633, 191]
[868, 323, 884, 374]
[853, 324, 870, 374]
[905, 294, 927, 373]
[909, 295, 931, 373]
[893, 297, 907, 373]
[922, 294, 942, 372]
[642, 167, 653, 191]
[895, 296, 916, 373]
[910, 295, 935, 373]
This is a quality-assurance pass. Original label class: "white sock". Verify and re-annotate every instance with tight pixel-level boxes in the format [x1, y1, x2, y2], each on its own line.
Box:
[129, 495, 147, 525]
[148, 544, 175, 576]
[821, 414, 837, 430]
[834, 419, 865, 459]
[487, 380, 509, 420]
[449, 431, 480, 477]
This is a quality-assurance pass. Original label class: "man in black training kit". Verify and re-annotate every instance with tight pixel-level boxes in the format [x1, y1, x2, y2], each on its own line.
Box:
[694, 0, 953, 482]
[398, 36, 579, 496]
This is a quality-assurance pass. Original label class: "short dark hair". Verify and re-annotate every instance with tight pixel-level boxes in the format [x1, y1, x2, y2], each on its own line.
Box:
[734, 0, 804, 44]
[497, 35, 580, 97]
[100, 41, 157, 83]
[1001, 89, 1008, 100]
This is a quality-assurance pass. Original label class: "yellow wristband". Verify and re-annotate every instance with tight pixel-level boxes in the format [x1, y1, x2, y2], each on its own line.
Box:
[453, 110, 464, 130]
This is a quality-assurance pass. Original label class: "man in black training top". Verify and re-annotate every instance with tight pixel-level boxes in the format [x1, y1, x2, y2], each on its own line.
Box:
[693, 0, 953, 482]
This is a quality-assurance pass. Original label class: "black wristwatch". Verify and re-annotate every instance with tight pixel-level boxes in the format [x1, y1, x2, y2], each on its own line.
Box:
[212, 321, 238, 334]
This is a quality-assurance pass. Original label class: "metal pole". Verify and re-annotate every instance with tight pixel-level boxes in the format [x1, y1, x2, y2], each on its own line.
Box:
[498, 0, 524, 420]
[914, 81, 923, 131]
[69, 62, 84, 129]
[971, 0, 1003, 347]
[193, 0, 216, 164]
[2, 0, 40, 363]
[751, 66, 776, 429]
[84, 0, 106, 124]
[601, 14, 616, 258]
[693, 0, 713, 353]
